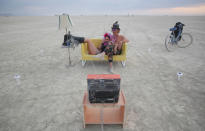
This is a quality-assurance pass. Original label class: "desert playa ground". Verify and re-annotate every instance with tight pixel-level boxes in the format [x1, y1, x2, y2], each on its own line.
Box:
[0, 15, 205, 131]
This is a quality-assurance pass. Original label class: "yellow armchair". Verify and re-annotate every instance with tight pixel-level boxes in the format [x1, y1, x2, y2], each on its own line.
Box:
[81, 39, 127, 67]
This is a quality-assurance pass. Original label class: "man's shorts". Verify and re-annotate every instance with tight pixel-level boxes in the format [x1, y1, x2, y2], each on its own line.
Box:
[105, 45, 114, 55]
[114, 49, 122, 55]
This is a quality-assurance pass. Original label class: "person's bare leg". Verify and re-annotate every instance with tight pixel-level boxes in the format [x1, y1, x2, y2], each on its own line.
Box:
[109, 62, 112, 69]
[108, 55, 114, 73]
[109, 62, 114, 73]
[94, 52, 105, 60]
[84, 38, 99, 55]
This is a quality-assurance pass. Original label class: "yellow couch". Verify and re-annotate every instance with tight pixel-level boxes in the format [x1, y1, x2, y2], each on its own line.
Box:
[81, 39, 127, 67]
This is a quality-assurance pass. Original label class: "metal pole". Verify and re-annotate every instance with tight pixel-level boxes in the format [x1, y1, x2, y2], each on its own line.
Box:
[68, 47, 71, 65]
[100, 105, 104, 131]
[66, 28, 72, 66]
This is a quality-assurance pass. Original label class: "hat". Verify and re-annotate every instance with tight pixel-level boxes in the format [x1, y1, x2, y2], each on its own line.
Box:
[112, 21, 120, 30]
[104, 33, 112, 39]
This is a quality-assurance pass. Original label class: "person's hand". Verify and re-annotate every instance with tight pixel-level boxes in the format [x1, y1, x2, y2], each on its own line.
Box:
[114, 48, 117, 54]
[119, 41, 123, 45]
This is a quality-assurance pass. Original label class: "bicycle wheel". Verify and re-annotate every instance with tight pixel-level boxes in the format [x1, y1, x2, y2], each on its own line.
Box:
[177, 33, 193, 48]
[165, 34, 177, 52]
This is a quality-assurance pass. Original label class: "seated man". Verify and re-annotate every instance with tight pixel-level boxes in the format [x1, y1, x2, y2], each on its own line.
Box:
[111, 21, 129, 55]
[62, 32, 99, 55]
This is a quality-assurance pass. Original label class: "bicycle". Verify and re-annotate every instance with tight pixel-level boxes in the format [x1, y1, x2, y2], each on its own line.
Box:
[165, 23, 193, 52]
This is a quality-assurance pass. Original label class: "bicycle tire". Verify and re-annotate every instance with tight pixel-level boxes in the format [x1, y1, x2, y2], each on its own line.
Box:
[165, 34, 176, 52]
[177, 33, 193, 48]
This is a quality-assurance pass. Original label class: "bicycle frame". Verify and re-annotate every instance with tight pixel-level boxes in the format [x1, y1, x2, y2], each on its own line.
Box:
[170, 23, 185, 43]
[170, 28, 182, 44]
[165, 23, 192, 51]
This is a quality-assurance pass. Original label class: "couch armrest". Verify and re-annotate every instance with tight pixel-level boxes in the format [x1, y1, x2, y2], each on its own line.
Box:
[121, 43, 127, 56]
[81, 43, 88, 60]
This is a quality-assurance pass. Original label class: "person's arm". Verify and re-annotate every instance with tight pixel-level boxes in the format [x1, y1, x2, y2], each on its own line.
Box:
[114, 42, 118, 54]
[121, 35, 129, 43]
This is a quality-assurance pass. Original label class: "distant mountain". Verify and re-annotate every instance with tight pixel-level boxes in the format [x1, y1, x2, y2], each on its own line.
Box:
[0, 13, 14, 16]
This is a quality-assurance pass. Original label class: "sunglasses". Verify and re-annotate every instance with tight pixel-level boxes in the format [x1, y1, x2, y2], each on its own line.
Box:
[112, 28, 117, 31]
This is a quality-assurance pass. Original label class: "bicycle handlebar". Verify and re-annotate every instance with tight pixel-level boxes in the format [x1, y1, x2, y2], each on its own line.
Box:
[170, 27, 177, 31]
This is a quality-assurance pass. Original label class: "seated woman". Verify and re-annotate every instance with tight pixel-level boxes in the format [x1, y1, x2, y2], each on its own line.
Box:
[95, 33, 114, 72]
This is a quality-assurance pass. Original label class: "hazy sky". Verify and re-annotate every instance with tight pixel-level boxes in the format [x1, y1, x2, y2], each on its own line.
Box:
[1, 0, 205, 15]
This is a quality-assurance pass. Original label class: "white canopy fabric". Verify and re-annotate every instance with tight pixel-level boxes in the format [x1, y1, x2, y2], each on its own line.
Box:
[58, 14, 73, 30]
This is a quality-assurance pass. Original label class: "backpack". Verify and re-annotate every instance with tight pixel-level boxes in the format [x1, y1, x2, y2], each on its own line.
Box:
[173, 22, 184, 39]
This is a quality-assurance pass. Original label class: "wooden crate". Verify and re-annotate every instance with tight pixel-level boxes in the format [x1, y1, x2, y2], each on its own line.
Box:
[83, 90, 126, 128]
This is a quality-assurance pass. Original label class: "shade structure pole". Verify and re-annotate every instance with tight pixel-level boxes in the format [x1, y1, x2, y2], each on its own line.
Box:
[65, 28, 72, 66]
